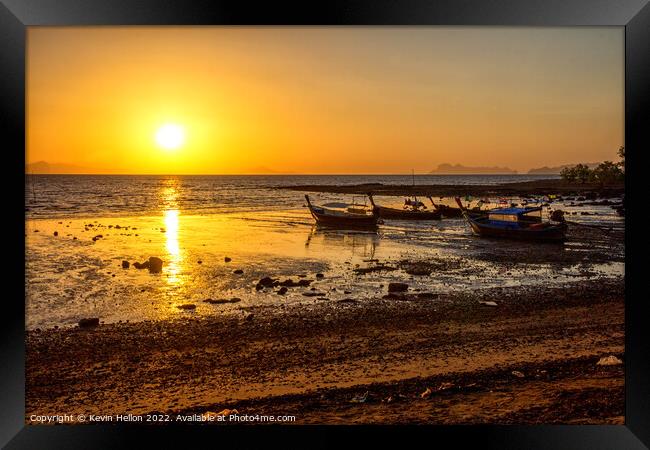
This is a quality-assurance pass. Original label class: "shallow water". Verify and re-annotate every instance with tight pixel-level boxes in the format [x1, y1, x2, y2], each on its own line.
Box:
[26, 195, 624, 330]
[26, 174, 559, 219]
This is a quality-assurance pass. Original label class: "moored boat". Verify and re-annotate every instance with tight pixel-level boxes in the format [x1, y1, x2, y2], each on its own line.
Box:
[428, 196, 464, 218]
[455, 197, 567, 242]
[368, 194, 441, 220]
[305, 195, 380, 228]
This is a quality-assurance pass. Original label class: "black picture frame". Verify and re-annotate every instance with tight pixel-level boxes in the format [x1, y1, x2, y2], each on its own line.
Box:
[2, 0, 648, 448]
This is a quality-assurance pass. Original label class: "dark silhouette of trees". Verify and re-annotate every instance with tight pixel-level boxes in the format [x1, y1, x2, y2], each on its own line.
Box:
[560, 147, 624, 184]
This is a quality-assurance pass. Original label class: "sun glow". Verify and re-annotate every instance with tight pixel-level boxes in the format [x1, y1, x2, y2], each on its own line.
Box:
[155, 124, 185, 150]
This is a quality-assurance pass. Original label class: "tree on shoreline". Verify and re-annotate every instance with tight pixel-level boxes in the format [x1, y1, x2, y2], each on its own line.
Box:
[560, 147, 624, 184]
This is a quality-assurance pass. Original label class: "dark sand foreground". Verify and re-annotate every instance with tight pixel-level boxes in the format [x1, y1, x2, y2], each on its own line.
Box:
[26, 278, 623, 424]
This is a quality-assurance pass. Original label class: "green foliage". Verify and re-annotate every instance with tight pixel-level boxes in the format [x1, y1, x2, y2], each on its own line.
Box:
[617, 146, 625, 172]
[560, 147, 625, 184]
[591, 161, 624, 184]
[560, 166, 576, 182]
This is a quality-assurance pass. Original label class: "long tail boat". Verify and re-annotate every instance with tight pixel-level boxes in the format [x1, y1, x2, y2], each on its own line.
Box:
[367, 194, 441, 220]
[427, 196, 464, 218]
[305, 195, 380, 228]
[454, 197, 567, 242]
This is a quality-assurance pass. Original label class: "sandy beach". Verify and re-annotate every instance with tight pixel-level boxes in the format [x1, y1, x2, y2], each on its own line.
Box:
[25, 180, 625, 424]
[26, 279, 624, 424]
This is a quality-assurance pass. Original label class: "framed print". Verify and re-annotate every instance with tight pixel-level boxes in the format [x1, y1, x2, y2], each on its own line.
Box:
[1, 0, 649, 448]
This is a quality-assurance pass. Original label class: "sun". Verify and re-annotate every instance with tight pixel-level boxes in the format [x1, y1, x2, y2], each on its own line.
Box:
[155, 124, 185, 150]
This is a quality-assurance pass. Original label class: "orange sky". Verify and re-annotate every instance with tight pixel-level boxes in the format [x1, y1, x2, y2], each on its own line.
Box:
[27, 27, 624, 174]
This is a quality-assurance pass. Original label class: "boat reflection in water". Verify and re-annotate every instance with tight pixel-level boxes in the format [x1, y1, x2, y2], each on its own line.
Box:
[305, 225, 379, 260]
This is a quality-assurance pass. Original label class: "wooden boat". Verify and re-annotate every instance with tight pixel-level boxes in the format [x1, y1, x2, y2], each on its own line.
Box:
[427, 196, 464, 218]
[305, 195, 380, 228]
[455, 197, 566, 242]
[367, 194, 441, 220]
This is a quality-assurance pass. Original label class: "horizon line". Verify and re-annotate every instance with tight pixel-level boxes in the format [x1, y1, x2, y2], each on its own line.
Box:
[25, 172, 558, 176]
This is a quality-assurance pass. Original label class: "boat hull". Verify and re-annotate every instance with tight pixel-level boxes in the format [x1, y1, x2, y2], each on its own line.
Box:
[308, 208, 379, 229]
[376, 206, 441, 220]
[434, 205, 464, 218]
[467, 219, 567, 242]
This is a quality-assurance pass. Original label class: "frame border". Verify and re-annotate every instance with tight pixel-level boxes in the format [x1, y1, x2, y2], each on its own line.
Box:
[2, 0, 648, 448]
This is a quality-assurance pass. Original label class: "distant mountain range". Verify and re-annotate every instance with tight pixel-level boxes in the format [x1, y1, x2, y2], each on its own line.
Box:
[527, 162, 600, 174]
[429, 163, 517, 174]
[26, 161, 91, 174]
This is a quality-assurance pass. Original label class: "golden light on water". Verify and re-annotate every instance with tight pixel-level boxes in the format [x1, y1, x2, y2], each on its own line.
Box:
[165, 209, 180, 257]
[160, 178, 184, 286]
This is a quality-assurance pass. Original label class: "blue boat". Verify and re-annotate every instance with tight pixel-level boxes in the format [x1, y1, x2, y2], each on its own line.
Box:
[454, 198, 567, 242]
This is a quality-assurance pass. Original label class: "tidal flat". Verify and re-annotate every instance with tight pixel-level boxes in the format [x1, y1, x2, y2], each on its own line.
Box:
[26, 191, 624, 424]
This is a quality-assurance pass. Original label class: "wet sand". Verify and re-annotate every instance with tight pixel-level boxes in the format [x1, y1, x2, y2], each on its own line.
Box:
[26, 277, 623, 424]
[25, 185, 625, 424]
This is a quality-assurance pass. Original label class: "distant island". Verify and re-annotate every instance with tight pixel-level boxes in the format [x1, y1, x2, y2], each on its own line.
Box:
[429, 163, 517, 175]
[527, 162, 600, 174]
[26, 161, 91, 174]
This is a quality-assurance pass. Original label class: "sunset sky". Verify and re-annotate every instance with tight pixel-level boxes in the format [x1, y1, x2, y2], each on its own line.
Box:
[27, 27, 624, 174]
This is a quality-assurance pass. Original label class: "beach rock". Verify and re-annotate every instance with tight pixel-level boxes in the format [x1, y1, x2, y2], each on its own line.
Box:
[353, 265, 397, 275]
[278, 279, 312, 287]
[256, 277, 277, 290]
[479, 301, 498, 307]
[78, 318, 100, 328]
[53, 231, 58, 236]
[596, 355, 622, 366]
[316, 273, 324, 278]
[388, 282, 408, 293]
[403, 263, 433, 276]
[148, 257, 163, 273]
[204, 298, 240, 305]
[133, 261, 150, 270]
[224, 257, 232, 262]
[511, 370, 525, 378]
[177, 304, 196, 310]
[197, 260, 202, 264]
[417, 292, 439, 299]
[277, 287, 288, 295]
[420, 388, 432, 399]
[121, 260, 130, 269]
[233, 269, 244, 274]
[302, 292, 325, 297]
[383, 293, 407, 300]
[550, 210, 565, 222]
[338, 298, 357, 304]
[92, 235, 103, 241]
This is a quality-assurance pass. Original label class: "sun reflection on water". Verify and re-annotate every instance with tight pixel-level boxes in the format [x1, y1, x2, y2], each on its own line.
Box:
[164, 209, 183, 285]
[159, 178, 184, 287]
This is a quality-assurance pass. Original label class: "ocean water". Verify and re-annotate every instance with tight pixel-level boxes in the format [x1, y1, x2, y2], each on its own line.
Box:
[25, 174, 624, 330]
[25, 174, 559, 219]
